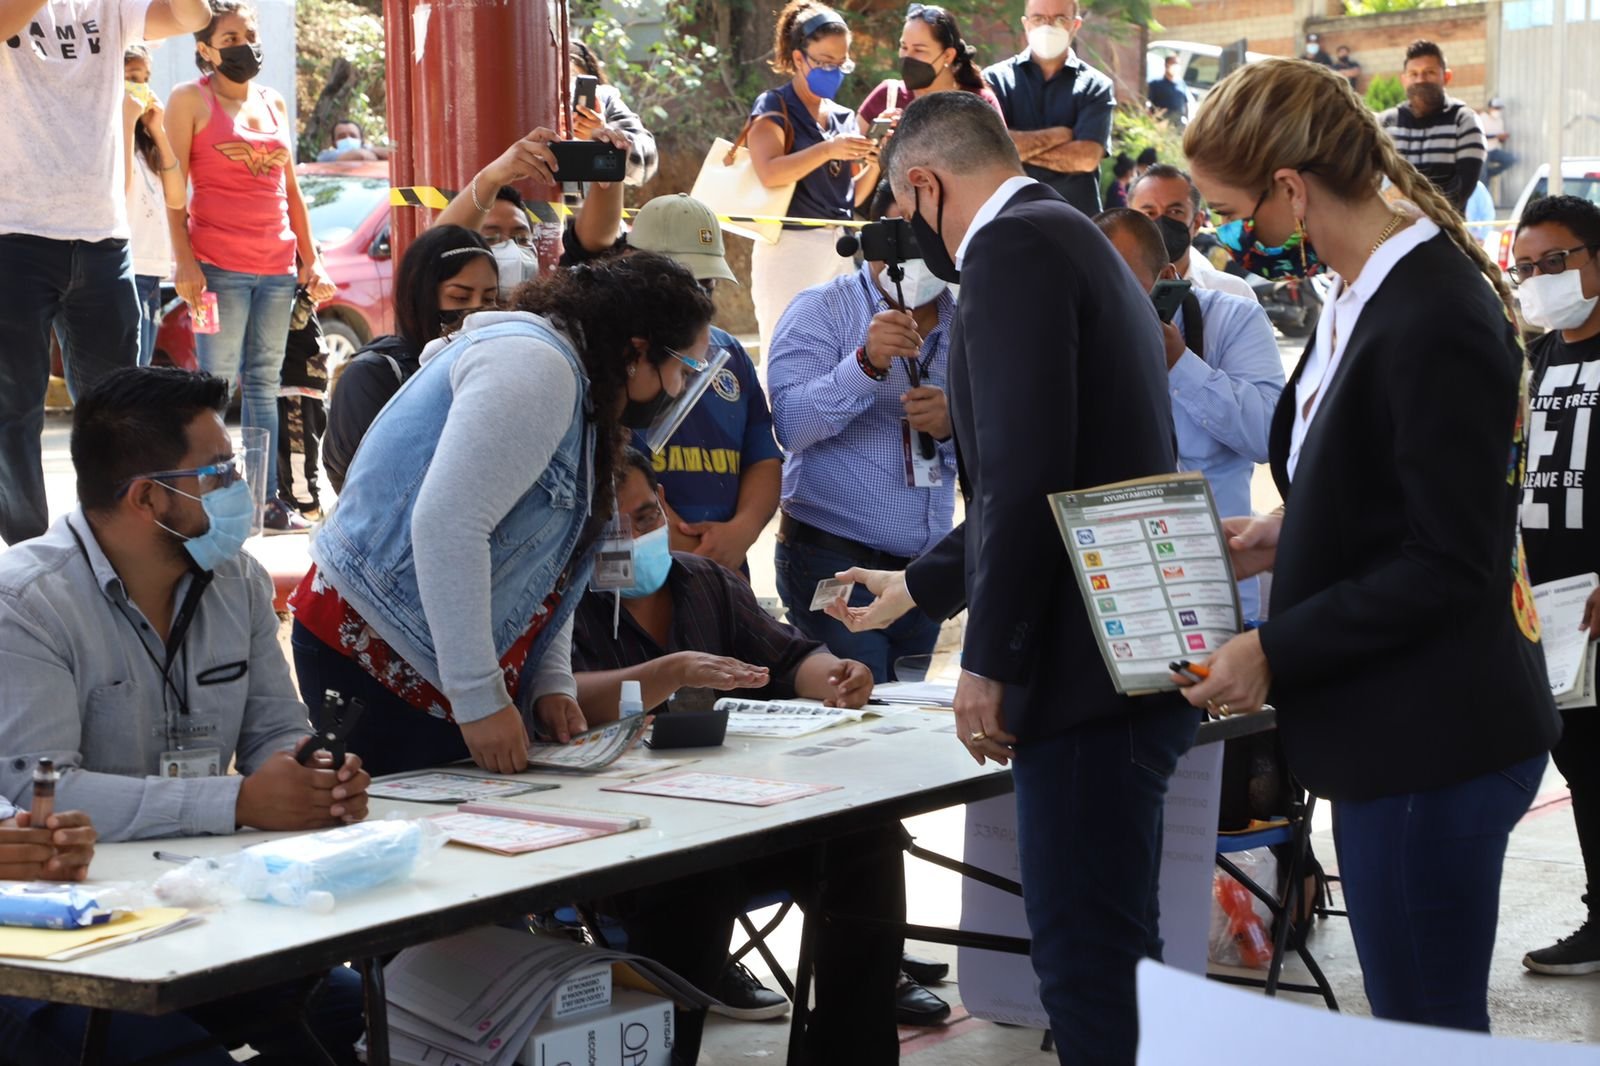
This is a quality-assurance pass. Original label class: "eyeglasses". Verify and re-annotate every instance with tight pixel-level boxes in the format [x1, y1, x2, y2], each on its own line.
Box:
[491, 234, 535, 250]
[906, 3, 947, 22]
[632, 499, 667, 534]
[117, 458, 243, 499]
[1511, 245, 1595, 285]
[1022, 13, 1076, 28]
[666, 345, 720, 373]
[804, 53, 856, 74]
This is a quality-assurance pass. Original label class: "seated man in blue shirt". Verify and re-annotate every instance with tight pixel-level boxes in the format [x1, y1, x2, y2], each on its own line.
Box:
[768, 183, 958, 682]
[1094, 209, 1285, 619]
[0, 367, 369, 1064]
[983, 0, 1115, 215]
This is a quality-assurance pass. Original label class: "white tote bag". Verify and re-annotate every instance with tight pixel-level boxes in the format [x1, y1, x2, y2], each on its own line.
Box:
[690, 103, 796, 245]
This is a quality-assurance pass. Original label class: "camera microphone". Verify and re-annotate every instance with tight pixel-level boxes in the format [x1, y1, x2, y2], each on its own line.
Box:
[835, 233, 860, 258]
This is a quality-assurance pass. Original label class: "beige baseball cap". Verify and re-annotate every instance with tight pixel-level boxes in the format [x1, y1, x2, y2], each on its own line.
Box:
[626, 194, 738, 285]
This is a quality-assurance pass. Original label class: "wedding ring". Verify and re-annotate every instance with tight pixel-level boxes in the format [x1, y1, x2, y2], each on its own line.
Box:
[968, 730, 988, 743]
[1205, 698, 1218, 712]
[1218, 703, 1233, 717]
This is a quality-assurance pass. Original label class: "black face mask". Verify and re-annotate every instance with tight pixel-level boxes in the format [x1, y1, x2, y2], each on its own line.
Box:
[620, 360, 674, 430]
[900, 56, 939, 91]
[1155, 215, 1192, 263]
[438, 307, 471, 336]
[910, 179, 961, 285]
[212, 42, 263, 83]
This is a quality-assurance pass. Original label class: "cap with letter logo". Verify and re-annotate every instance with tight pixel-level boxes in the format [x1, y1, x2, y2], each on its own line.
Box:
[627, 194, 738, 285]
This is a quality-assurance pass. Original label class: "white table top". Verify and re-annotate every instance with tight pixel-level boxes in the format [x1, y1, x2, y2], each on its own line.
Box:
[0, 709, 1011, 1012]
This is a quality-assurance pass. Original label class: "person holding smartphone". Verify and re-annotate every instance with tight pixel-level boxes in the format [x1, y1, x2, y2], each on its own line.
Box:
[858, 4, 1003, 130]
[569, 40, 659, 187]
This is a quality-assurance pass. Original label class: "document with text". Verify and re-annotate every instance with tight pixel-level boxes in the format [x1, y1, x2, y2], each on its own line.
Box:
[1533, 572, 1599, 709]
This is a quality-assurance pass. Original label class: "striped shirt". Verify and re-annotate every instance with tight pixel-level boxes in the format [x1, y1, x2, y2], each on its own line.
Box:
[1379, 99, 1486, 211]
[767, 263, 959, 559]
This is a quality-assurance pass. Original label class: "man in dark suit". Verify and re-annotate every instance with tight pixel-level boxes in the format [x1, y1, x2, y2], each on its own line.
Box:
[830, 91, 1200, 1064]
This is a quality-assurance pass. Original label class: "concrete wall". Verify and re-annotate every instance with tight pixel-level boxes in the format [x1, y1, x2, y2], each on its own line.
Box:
[1305, 3, 1492, 105]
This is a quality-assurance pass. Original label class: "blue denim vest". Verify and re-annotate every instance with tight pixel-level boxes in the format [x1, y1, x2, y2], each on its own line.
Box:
[311, 316, 595, 707]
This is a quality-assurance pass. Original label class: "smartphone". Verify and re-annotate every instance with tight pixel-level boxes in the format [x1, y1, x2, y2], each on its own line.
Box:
[548, 139, 627, 183]
[1151, 278, 1192, 324]
[574, 74, 599, 116]
[868, 116, 894, 143]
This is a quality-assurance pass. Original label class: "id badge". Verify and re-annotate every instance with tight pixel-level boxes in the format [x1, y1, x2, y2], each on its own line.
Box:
[589, 510, 635, 591]
[159, 748, 221, 779]
[901, 419, 943, 488]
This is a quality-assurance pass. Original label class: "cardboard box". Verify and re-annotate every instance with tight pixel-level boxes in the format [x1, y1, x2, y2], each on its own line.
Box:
[520, 989, 673, 1066]
[551, 964, 613, 1020]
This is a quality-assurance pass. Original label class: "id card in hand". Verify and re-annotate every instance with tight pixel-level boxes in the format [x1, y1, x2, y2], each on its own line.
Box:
[590, 511, 635, 590]
[810, 578, 856, 612]
[159, 748, 221, 779]
[901, 419, 943, 488]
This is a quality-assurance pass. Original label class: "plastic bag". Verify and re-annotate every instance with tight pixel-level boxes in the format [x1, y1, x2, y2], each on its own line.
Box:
[0, 884, 110, 929]
[1208, 847, 1277, 970]
[152, 818, 444, 914]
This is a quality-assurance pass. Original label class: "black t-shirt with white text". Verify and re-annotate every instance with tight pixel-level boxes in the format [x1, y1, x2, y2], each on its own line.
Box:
[1521, 329, 1600, 584]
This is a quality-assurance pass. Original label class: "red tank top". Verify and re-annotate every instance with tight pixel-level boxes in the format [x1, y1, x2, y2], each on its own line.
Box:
[186, 76, 297, 276]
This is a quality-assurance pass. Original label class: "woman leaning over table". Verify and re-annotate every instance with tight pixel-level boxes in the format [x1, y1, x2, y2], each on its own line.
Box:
[1175, 58, 1559, 1033]
[746, 0, 878, 350]
[289, 254, 716, 778]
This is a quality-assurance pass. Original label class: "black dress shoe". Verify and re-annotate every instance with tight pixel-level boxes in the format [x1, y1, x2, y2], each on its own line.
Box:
[895, 972, 952, 1027]
[901, 952, 950, 985]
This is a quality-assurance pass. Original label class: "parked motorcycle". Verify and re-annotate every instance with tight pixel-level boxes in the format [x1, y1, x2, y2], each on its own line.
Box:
[1245, 273, 1327, 339]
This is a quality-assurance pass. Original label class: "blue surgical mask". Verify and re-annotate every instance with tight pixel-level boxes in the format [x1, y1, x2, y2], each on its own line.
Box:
[806, 64, 848, 100]
[155, 480, 254, 571]
[335, 136, 361, 151]
[620, 525, 672, 599]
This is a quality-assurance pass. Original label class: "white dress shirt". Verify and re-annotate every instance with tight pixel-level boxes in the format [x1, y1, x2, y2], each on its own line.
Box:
[954, 175, 1038, 270]
[1287, 217, 1440, 481]
[1184, 249, 1257, 302]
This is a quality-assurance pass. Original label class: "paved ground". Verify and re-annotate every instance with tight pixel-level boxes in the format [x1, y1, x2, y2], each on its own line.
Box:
[19, 331, 1600, 1058]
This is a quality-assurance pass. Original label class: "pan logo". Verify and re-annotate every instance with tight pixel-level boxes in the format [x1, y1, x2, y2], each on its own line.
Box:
[1075, 529, 1096, 545]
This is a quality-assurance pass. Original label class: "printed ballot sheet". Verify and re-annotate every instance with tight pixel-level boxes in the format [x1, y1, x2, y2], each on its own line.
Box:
[1049, 472, 1242, 695]
[713, 698, 885, 738]
[525, 715, 648, 772]
[602, 771, 840, 807]
[367, 773, 555, 804]
[1533, 572, 1599, 709]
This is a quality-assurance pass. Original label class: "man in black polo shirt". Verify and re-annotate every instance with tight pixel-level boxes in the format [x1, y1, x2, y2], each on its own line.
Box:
[983, 0, 1114, 216]
[1378, 39, 1487, 213]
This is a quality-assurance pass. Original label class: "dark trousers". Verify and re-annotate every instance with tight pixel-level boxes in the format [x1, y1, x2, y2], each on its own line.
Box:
[610, 824, 905, 1066]
[1332, 753, 1547, 1031]
[0, 234, 137, 545]
[774, 539, 941, 683]
[277, 394, 327, 512]
[290, 621, 471, 777]
[1551, 708, 1599, 917]
[1011, 703, 1200, 1066]
[0, 966, 364, 1065]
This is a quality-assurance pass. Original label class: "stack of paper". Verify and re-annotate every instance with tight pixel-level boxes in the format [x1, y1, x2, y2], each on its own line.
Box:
[525, 715, 647, 772]
[0, 908, 198, 961]
[381, 927, 714, 1066]
[872, 681, 957, 707]
[1533, 573, 1599, 709]
[432, 802, 650, 856]
[714, 698, 886, 738]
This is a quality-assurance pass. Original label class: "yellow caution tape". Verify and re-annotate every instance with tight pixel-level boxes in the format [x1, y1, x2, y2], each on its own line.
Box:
[389, 186, 870, 229]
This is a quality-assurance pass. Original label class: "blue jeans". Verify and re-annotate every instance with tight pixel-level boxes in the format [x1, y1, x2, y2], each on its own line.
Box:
[1012, 703, 1200, 1066]
[195, 263, 296, 493]
[774, 539, 942, 683]
[0, 234, 137, 544]
[0, 965, 364, 1065]
[134, 274, 162, 367]
[1332, 752, 1547, 1031]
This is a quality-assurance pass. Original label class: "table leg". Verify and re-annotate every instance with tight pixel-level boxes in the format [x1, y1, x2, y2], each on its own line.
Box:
[360, 956, 391, 1066]
[79, 1008, 110, 1065]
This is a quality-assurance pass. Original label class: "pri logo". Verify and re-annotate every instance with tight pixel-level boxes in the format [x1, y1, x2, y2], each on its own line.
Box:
[1155, 541, 1177, 557]
[1090, 574, 1111, 591]
[1147, 519, 1169, 536]
[1186, 634, 1208, 651]
[1177, 610, 1198, 627]
[1104, 619, 1126, 636]
[1075, 529, 1096, 545]
[1161, 564, 1186, 580]
[1083, 551, 1103, 568]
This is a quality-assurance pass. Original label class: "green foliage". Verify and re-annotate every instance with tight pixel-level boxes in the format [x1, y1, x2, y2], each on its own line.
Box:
[1344, 0, 1442, 12]
[294, 0, 387, 160]
[1097, 104, 1185, 204]
[1365, 74, 1406, 111]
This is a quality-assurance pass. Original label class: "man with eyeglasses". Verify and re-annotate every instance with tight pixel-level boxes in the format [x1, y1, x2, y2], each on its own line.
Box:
[1511, 195, 1600, 979]
[982, 0, 1115, 216]
[0, 367, 370, 1062]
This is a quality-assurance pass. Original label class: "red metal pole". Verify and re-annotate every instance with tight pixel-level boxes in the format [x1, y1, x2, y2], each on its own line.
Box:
[381, 0, 417, 263]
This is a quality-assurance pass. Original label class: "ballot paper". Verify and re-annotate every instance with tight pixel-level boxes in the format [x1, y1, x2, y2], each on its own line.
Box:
[1049, 472, 1241, 695]
[872, 680, 957, 707]
[603, 771, 840, 807]
[714, 698, 886, 738]
[432, 801, 648, 856]
[525, 714, 647, 772]
[1533, 573, 1599, 709]
[367, 773, 555, 804]
[535, 754, 699, 780]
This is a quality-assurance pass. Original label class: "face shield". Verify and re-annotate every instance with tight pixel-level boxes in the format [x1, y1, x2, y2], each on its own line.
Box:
[638, 343, 731, 455]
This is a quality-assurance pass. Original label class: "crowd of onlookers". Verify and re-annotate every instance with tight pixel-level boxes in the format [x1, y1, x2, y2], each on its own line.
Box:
[0, 0, 1597, 1064]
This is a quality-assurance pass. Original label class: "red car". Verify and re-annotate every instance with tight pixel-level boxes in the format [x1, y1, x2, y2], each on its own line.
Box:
[149, 160, 396, 374]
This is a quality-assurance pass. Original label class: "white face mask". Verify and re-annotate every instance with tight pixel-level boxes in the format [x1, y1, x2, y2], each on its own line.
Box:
[1027, 24, 1071, 61]
[490, 239, 539, 302]
[879, 258, 949, 308]
[1519, 269, 1599, 332]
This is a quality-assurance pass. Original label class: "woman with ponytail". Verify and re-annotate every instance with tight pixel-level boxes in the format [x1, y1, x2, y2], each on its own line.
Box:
[1174, 58, 1558, 1032]
[858, 4, 1002, 127]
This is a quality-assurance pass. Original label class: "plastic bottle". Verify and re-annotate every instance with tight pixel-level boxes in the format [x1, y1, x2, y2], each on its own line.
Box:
[1215, 875, 1272, 969]
[619, 680, 644, 718]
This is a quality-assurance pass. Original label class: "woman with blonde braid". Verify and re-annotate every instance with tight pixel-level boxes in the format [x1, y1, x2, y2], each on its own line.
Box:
[1174, 58, 1559, 1031]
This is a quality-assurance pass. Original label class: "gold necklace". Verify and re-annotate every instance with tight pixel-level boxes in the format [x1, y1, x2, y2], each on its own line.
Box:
[1370, 212, 1406, 256]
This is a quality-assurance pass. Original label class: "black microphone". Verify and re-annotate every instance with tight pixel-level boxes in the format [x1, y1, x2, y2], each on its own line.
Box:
[836, 233, 860, 258]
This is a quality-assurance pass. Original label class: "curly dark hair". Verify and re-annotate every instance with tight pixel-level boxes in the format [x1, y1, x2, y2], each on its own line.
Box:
[512, 252, 714, 527]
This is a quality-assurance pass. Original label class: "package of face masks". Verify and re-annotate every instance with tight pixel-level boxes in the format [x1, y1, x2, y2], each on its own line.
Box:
[231, 819, 444, 911]
[0, 884, 111, 930]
